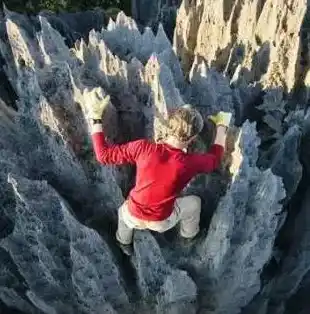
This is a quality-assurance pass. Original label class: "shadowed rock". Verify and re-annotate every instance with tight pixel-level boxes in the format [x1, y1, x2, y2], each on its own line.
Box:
[0, 7, 308, 314]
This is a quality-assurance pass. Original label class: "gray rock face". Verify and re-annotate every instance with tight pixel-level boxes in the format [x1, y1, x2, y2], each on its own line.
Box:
[133, 231, 197, 313]
[266, 188, 310, 314]
[193, 121, 286, 314]
[0, 6, 308, 314]
[1, 174, 127, 314]
[174, 0, 308, 92]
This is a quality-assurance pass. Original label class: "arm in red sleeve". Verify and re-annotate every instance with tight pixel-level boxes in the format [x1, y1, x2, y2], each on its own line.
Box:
[191, 144, 224, 174]
[91, 131, 147, 165]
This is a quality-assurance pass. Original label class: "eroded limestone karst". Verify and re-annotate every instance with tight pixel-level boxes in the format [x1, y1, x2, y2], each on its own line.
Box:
[174, 0, 308, 93]
[0, 2, 309, 314]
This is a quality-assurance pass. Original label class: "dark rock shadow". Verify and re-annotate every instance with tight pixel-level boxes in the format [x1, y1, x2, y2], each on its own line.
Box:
[131, 0, 182, 42]
[0, 55, 18, 110]
[224, 43, 246, 77]
[283, 269, 310, 314]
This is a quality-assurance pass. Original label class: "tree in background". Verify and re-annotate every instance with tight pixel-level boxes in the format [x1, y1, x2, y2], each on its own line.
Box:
[4, 0, 131, 15]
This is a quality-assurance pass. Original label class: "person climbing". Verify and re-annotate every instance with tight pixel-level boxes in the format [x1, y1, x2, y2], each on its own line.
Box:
[85, 90, 231, 255]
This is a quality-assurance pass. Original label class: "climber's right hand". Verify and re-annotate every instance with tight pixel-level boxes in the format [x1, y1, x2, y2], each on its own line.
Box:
[84, 88, 111, 120]
[208, 111, 232, 128]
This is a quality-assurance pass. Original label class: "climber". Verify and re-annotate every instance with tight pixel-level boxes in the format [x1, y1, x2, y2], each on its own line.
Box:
[86, 92, 231, 255]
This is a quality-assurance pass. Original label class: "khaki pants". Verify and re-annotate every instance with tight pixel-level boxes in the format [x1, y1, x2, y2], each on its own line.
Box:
[116, 195, 201, 245]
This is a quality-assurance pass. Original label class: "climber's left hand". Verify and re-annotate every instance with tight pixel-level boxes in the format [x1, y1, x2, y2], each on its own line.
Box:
[84, 88, 111, 120]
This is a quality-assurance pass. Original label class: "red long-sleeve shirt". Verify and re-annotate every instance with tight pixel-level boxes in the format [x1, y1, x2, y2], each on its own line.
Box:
[92, 132, 224, 221]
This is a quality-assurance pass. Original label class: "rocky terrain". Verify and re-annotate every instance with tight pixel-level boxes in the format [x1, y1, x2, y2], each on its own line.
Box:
[0, 1, 309, 313]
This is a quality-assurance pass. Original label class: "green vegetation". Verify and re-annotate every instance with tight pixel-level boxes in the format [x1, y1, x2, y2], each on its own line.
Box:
[5, 0, 131, 15]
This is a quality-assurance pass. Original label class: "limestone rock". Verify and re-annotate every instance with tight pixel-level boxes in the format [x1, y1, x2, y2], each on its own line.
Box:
[0, 7, 308, 314]
[192, 121, 286, 314]
[258, 124, 302, 202]
[133, 231, 197, 314]
[1, 173, 127, 314]
[265, 188, 310, 314]
[189, 59, 235, 115]
[174, 0, 307, 91]
[173, 0, 204, 75]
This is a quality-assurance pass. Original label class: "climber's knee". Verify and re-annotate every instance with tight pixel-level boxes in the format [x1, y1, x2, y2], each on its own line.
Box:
[176, 195, 201, 218]
[175, 195, 201, 238]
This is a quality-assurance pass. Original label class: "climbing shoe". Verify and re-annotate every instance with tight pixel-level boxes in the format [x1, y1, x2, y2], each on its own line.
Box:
[178, 231, 204, 248]
[117, 242, 133, 256]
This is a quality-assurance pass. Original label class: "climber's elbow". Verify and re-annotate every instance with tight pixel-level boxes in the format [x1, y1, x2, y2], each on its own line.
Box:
[210, 144, 225, 169]
[205, 155, 220, 173]
[95, 151, 108, 164]
[94, 147, 119, 165]
[202, 145, 224, 172]
[91, 132, 111, 164]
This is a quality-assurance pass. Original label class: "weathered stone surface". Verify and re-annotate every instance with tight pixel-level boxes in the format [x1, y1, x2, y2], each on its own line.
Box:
[265, 188, 310, 314]
[190, 121, 286, 314]
[242, 187, 310, 314]
[1, 173, 127, 314]
[0, 7, 308, 314]
[189, 59, 235, 115]
[174, 0, 307, 91]
[133, 231, 197, 313]
[173, 0, 204, 75]
[258, 124, 302, 202]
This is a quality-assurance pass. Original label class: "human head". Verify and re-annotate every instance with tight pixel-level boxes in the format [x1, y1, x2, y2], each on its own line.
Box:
[165, 104, 204, 146]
